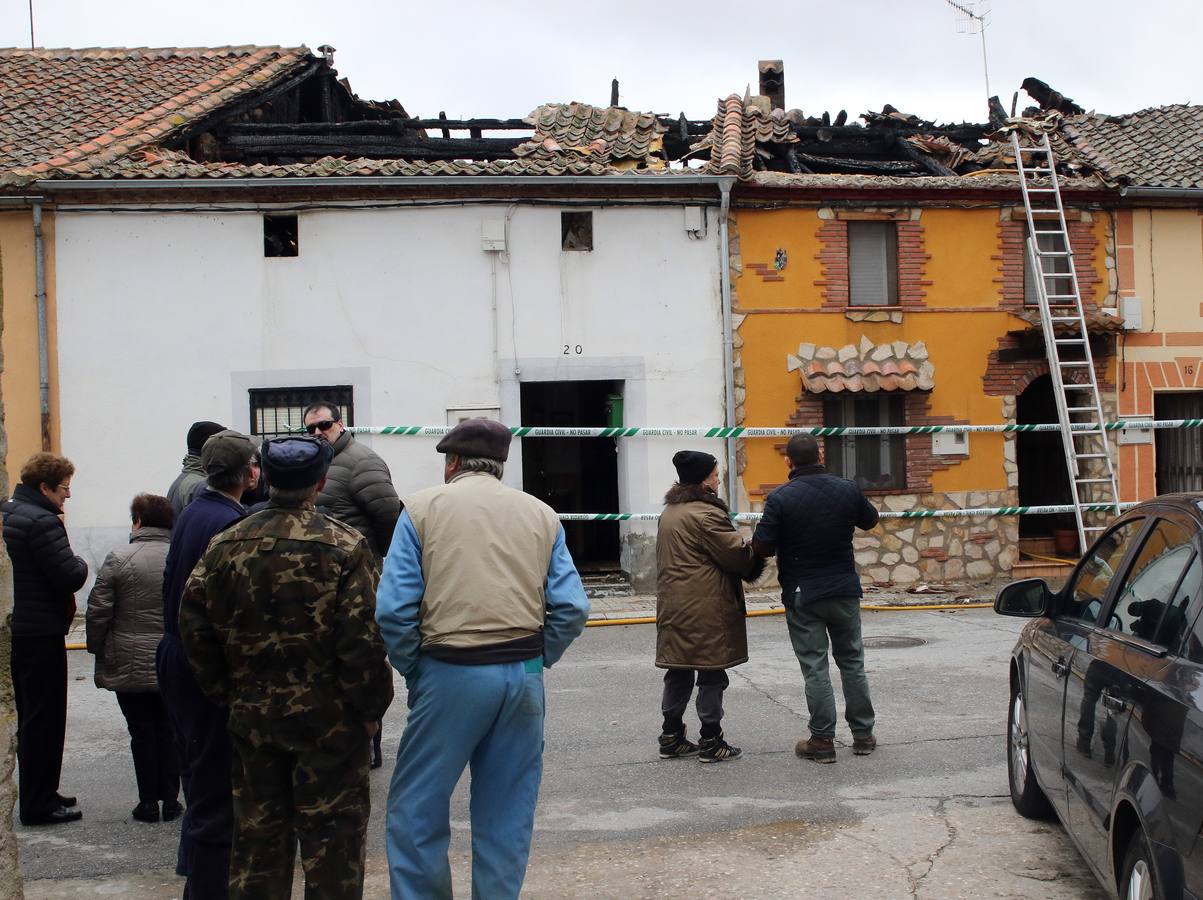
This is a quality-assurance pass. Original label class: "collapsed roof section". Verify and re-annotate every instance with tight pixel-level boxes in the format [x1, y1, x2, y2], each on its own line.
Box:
[0, 47, 1197, 191]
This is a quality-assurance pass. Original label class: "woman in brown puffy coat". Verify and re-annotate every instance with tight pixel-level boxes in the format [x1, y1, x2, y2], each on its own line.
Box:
[655, 451, 763, 763]
[86, 494, 181, 824]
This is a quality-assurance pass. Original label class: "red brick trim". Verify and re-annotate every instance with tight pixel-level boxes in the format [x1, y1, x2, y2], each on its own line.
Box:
[814, 220, 849, 310]
[995, 214, 1103, 313]
[745, 262, 785, 283]
[982, 334, 1114, 397]
[896, 221, 931, 309]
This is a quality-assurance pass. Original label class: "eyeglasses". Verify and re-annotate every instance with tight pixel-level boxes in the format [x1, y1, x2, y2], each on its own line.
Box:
[305, 420, 336, 435]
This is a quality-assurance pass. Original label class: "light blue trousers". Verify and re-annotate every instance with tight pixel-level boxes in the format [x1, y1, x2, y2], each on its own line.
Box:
[386, 655, 545, 900]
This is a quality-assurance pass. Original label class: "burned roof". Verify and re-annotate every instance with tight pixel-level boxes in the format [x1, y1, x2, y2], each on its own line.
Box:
[0, 46, 314, 179]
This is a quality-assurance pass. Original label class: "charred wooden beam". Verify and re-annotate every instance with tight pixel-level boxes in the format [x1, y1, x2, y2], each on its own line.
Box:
[611, 78, 619, 107]
[221, 133, 524, 160]
[793, 151, 920, 174]
[1021, 77, 1084, 116]
[896, 140, 956, 177]
[785, 147, 811, 174]
[437, 111, 450, 139]
[791, 123, 989, 143]
[794, 138, 895, 155]
[988, 95, 1008, 128]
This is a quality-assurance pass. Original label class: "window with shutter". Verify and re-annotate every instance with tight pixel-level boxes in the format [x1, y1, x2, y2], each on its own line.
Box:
[1023, 222, 1074, 306]
[848, 221, 898, 307]
[248, 386, 354, 438]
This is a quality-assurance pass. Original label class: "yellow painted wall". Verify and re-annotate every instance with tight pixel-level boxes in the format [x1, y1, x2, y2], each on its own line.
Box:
[0, 210, 60, 486]
[1131, 209, 1203, 340]
[736, 206, 1109, 500]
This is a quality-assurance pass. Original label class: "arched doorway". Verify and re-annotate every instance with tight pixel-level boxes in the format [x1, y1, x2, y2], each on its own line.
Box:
[1016, 374, 1074, 540]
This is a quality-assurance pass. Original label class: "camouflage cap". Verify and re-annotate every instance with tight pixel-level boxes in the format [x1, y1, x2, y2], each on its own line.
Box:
[262, 436, 333, 489]
[200, 429, 258, 477]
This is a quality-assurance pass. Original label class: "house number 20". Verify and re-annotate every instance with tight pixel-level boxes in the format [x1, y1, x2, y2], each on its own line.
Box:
[563, 344, 583, 355]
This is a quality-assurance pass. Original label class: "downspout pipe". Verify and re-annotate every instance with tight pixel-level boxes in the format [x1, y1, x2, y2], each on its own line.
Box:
[718, 182, 737, 511]
[32, 202, 50, 450]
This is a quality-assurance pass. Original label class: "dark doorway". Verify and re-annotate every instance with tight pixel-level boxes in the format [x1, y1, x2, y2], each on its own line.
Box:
[520, 381, 621, 570]
[1155, 392, 1203, 494]
[1017, 374, 1074, 537]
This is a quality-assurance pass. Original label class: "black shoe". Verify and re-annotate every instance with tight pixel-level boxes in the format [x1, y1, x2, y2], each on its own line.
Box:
[371, 745, 383, 770]
[132, 801, 160, 823]
[658, 727, 699, 759]
[21, 805, 82, 826]
[698, 732, 742, 763]
[161, 799, 184, 822]
[55, 792, 77, 808]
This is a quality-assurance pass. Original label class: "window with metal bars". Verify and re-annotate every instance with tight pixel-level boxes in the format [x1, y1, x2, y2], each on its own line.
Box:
[1155, 392, 1203, 494]
[823, 394, 906, 490]
[248, 386, 354, 438]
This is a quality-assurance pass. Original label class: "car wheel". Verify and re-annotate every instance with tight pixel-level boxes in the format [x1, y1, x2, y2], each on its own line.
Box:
[1120, 829, 1161, 900]
[1008, 676, 1053, 818]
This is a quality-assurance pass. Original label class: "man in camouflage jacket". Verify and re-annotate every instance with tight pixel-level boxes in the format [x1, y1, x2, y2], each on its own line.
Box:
[181, 435, 394, 899]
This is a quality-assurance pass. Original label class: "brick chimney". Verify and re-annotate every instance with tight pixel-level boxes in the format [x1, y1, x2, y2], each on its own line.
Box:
[758, 60, 784, 111]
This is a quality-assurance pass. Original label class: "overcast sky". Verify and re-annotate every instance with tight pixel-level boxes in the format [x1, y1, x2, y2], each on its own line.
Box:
[3, 0, 1200, 125]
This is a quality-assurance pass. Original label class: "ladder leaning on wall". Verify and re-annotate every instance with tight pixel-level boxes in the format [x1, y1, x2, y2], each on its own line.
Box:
[1010, 128, 1121, 555]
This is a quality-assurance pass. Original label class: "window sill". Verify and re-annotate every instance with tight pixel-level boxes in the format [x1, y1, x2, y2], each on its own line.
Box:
[846, 307, 903, 324]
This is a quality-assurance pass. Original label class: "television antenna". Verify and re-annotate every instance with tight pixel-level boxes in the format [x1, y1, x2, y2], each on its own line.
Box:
[945, 0, 992, 99]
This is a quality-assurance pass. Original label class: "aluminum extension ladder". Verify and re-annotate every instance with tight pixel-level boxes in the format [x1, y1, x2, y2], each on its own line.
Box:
[1010, 129, 1121, 555]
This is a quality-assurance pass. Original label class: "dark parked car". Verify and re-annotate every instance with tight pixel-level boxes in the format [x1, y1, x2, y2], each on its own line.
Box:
[997, 495, 1203, 900]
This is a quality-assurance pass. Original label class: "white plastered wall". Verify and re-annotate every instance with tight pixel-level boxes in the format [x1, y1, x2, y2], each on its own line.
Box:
[54, 202, 724, 587]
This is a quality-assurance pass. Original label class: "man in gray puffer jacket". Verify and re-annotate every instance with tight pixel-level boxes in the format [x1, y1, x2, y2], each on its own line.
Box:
[302, 400, 400, 768]
[301, 401, 400, 558]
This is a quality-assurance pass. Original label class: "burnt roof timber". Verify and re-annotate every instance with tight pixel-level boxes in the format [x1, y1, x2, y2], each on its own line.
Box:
[221, 133, 523, 160]
[791, 123, 989, 142]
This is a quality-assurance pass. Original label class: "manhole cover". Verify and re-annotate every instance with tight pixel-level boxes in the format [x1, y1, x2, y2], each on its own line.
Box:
[863, 636, 928, 649]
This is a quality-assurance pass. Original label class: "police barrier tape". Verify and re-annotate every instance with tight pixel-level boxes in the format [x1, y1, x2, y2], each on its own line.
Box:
[344, 418, 1202, 438]
[555, 502, 1135, 523]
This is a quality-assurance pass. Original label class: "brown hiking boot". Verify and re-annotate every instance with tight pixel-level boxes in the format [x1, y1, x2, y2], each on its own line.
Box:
[795, 735, 836, 763]
[852, 734, 877, 756]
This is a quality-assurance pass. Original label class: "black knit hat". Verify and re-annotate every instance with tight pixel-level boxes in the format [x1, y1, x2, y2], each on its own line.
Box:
[672, 450, 718, 485]
[187, 420, 226, 453]
[262, 436, 333, 489]
[436, 417, 512, 462]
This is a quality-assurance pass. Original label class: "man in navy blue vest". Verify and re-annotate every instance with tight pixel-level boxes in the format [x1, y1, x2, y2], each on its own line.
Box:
[157, 430, 259, 899]
[753, 434, 879, 764]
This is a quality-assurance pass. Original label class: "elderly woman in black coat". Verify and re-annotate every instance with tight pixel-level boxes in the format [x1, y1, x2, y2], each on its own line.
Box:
[87, 493, 182, 824]
[0, 453, 88, 826]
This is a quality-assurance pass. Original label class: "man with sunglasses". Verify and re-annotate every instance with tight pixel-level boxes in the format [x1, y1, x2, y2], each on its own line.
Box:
[302, 400, 400, 769]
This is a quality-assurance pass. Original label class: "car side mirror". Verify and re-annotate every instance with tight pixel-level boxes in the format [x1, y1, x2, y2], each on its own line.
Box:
[995, 578, 1051, 617]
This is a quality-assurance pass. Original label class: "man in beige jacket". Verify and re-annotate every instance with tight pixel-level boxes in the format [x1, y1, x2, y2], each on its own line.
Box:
[376, 418, 589, 900]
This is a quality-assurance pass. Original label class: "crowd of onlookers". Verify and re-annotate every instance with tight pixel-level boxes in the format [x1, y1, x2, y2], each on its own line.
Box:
[1, 410, 881, 899]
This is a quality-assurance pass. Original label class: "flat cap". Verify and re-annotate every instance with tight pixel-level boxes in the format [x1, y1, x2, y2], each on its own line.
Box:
[262, 436, 333, 489]
[436, 417, 512, 462]
[201, 430, 258, 477]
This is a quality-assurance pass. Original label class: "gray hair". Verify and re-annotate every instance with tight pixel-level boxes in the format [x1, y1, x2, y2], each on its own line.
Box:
[269, 484, 317, 506]
[207, 465, 252, 493]
[458, 455, 505, 479]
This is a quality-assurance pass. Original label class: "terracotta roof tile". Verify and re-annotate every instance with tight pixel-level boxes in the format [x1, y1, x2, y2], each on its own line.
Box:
[787, 336, 935, 393]
[0, 46, 314, 180]
[1059, 105, 1203, 189]
[689, 95, 798, 176]
[514, 103, 667, 169]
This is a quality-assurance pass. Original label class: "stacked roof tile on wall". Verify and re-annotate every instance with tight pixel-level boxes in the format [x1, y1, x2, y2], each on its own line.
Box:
[515, 103, 667, 169]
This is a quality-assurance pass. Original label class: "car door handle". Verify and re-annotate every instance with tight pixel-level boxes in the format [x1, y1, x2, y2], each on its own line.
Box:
[1052, 658, 1070, 677]
[1101, 690, 1127, 713]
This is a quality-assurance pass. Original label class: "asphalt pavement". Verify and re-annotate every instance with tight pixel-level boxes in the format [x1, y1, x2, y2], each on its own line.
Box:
[24, 607, 1105, 898]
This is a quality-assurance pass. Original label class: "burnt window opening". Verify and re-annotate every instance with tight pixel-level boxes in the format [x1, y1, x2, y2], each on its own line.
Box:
[823, 393, 906, 490]
[561, 211, 593, 251]
[264, 214, 299, 257]
[848, 221, 898, 306]
[249, 385, 354, 438]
